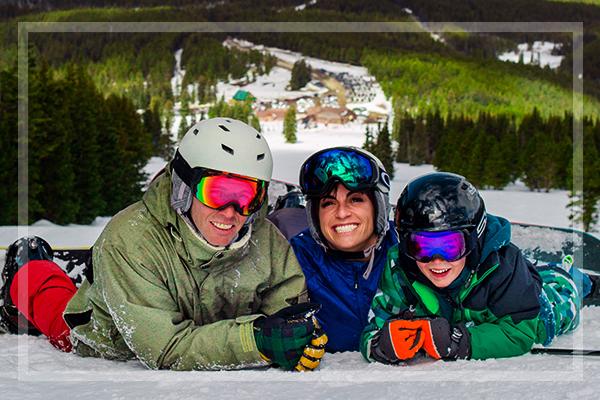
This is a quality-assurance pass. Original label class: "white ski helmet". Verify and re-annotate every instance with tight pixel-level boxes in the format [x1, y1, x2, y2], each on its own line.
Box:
[176, 117, 273, 182]
[170, 118, 273, 217]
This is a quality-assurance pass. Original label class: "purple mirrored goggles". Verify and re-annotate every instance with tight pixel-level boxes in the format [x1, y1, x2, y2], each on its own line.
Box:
[404, 230, 472, 263]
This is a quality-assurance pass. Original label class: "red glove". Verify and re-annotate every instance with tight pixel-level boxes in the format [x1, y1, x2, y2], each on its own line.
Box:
[371, 317, 471, 363]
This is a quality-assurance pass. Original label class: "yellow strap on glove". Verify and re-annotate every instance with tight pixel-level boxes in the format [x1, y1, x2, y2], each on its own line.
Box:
[295, 317, 328, 372]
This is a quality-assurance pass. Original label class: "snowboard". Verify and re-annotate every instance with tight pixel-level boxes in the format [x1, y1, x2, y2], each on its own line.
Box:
[510, 223, 600, 273]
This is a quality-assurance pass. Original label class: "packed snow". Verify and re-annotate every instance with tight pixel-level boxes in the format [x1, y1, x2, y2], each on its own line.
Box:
[1, 50, 598, 399]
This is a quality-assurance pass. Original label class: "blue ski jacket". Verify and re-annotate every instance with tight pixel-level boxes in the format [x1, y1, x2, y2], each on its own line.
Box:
[290, 226, 398, 353]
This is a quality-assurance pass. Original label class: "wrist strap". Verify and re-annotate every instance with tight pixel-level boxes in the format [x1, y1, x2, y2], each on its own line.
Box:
[447, 327, 463, 360]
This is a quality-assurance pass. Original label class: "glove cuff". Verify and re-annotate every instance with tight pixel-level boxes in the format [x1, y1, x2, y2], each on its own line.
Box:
[370, 332, 401, 365]
[447, 323, 471, 360]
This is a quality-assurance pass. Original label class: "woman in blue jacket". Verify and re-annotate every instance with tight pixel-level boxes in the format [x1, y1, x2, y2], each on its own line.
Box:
[290, 147, 397, 352]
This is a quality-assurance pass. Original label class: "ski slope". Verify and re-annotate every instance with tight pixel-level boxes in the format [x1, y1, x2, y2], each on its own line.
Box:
[1, 121, 599, 399]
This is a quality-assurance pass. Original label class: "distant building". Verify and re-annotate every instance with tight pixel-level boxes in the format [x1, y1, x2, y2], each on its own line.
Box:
[232, 90, 256, 102]
[307, 107, 357, 124]
[256, 108, 287, 122]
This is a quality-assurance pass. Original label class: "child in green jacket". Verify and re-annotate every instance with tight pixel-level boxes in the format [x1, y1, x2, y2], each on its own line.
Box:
[361, 172, 594, 363]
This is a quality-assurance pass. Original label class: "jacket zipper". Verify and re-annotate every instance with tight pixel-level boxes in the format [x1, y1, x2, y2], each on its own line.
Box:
[355, 270, 366, 328]
[458, 262, 499, 303]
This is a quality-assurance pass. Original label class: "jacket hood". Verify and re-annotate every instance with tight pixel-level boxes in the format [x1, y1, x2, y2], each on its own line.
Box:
[477, 213, 511, 265]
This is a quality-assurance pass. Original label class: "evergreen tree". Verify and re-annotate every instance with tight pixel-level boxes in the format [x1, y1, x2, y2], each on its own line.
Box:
[24, 54, 48, 223]
[363, 124, 375, 154]
[1, 57, 153, 225]
[537, 129, 561, 191]
[283, 105, 297, 143]
[466, 130, 494, 188]
[105, 92, 153, 213]
[426, 108, 444, 163]
[484, 139, 510, 189]
[517, 108, 543, 175]
[438, 114, 475, 178]
[520, 131, 544, 191]
[0, 63, 18, 225]
[409, 115, 429, 166]
[250, 113, 261, 133]
[290, 59, 312, 91]
[178, 116, 190, 141]
[144, 101, 172, 160]
[33, 58, 77, 225]
[95, 96, 125, 217]
[375, 121, 394, 179]
[64, 63, 104, 224]
[432, 111, 454, 172]
[396, 111, 415, 163]
[163, 99, 175, 139]
[568, 123, 600, 231]
[208, 97, 255, 122]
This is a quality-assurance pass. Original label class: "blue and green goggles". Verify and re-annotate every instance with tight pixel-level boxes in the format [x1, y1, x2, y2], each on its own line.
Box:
[299, 148, 390, 197]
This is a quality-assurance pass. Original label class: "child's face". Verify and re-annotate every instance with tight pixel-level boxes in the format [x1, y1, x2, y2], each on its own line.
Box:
[416, 257, 466, 288]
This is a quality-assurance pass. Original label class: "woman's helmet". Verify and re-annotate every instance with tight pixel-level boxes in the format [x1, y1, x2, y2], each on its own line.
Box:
[299, 146, 392, 256]
[395, 172, 487, 263]
[171, 118, 273, 217]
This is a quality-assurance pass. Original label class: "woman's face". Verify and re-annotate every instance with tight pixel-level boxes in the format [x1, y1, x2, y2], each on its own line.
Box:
[318, 183, 377, 253]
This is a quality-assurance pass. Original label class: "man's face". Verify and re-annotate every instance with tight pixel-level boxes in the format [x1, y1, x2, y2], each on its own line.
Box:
[190, 198, 248, 247]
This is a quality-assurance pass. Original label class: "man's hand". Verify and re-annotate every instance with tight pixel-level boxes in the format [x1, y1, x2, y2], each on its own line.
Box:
[254, 302, 323, 370]
[371, 317, 471, 364]
[295, 323, 328, 372]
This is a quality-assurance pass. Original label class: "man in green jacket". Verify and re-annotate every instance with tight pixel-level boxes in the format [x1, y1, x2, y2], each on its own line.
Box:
[1, 118, 326, 371]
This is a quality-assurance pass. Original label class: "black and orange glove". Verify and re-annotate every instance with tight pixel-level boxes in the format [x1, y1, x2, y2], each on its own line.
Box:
[371, 317, 471, 364]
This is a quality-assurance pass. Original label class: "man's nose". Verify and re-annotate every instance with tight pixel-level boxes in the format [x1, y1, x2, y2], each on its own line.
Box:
[219, 205, 237, 218]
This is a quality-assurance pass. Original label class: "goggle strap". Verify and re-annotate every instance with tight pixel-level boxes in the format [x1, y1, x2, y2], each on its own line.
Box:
[171, 150, 200, 188]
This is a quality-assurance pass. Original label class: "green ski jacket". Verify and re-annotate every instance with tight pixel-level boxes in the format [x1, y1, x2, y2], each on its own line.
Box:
[360, 214, 547, 360]
[64, 167, 307, 370]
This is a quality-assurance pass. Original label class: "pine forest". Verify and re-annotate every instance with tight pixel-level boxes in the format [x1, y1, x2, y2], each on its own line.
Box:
[1, 0, 600, 228]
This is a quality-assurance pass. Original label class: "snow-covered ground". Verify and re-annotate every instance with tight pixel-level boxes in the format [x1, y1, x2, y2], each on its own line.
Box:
[219, 40, 393, 115]
[2, 48, 598, 399]
[1, 121, 598, 400]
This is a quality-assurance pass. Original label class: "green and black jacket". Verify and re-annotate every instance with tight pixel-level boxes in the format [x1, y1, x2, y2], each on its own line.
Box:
[360, 214, 547, 360]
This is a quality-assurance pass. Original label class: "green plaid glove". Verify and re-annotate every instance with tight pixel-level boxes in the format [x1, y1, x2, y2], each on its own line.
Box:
[254, 302, 321, 370]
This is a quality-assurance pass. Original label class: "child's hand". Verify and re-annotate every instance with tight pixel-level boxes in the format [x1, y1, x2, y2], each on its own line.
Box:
[371, 317, 471, 363]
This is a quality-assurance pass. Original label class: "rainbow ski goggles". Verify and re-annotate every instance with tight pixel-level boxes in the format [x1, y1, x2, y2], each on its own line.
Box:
[194, 170, 268, 216]
[299, 148, 390, 197]
[404, 230, 472, 263]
